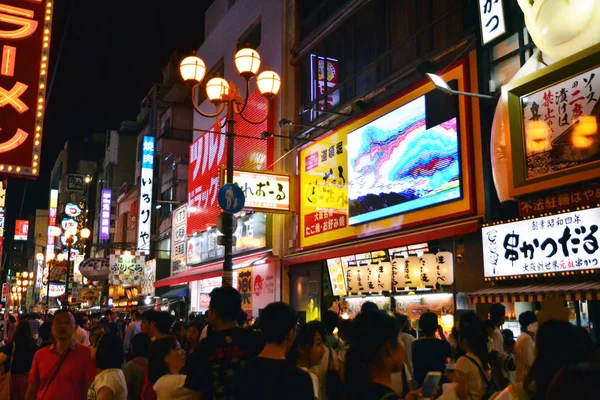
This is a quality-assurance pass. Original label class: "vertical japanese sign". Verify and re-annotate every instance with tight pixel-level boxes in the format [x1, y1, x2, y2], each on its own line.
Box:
[482, 208, 600, 278]
[171, 204, 187, 276]
[187, 90, 268, 236]
[237, 266, 253, 312]
[310, 54, 339, 115]
[46, 188, 57, 259]
[478, 0, 506, 45]
[100, 189, 111, 240]
[521, 67, 600, 180]
[137, 136, 154, 251]
[0, 1, 54, 177]
[299, 129, 351, 247]
[0, 180, 6, 208]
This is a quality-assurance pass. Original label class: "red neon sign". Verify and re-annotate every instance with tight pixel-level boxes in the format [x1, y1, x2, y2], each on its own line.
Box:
[0, 0, 53, 177]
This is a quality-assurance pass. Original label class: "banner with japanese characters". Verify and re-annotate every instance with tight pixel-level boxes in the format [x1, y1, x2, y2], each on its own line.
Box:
[519, 184, 600, 217]
[0, 0, 53, 178]
[137, 136, 154, 251]
[187, 90, 268, 236]
[170, 204, 187, 276]
[237, 267, 253, 312]
[222, 169, 290, 213]
[109, 252, 144, 287]
[482, 208, 600, 278]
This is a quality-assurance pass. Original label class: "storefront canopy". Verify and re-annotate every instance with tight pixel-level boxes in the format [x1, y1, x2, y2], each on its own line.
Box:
[154, 250, 274, 288]
[284, 218, 479, 265]
[160, 287, 189, 299]
[468, 281, 600, 304]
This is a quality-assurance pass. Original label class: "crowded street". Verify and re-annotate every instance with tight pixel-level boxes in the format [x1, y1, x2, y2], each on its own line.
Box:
[1, 0, 600, 399]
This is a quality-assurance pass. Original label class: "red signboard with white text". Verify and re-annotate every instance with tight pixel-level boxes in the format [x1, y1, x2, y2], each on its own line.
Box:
[187, 90, 269, 235]
[0, 1, 54, 178]
[14, 219, 28, 240]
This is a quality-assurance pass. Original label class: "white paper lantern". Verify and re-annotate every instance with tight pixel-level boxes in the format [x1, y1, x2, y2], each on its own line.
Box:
[436, 251, 454, 286]
[420, 253, 437, 287]
[343, 266, 357, 294]
[375, 261, 393, 292]
[355, 266, 370, 293]
[391, 256, 406, 291]
[406, 255, 422, 288]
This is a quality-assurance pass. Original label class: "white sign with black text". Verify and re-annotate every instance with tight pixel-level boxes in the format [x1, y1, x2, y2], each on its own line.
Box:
[478, 0, 506, 45]
[482, 208, 600, 278]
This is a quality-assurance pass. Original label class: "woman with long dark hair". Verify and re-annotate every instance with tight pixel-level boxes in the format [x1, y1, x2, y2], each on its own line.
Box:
[449, 323, 491, 400]
[87, 333, 127, 400]
[287, 321, 327, 399]
[494, 320, 595, 400]
[148, 335, 195, 400]
[345, 310, 421, 400]
[0, 320, 38, 399]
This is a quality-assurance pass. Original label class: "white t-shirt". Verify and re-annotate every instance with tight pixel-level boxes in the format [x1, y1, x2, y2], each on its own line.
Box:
[310, 347, 340, 399]
[74, 326, 91, 346]
[87, 369, 127, 400]
[514, 333, 535, 383]
[399, 332, 416, 376]
[153, 374, 196, 400]
[455, 353, 488, 400]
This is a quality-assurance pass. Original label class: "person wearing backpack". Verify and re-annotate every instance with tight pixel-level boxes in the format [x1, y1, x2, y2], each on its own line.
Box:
[124, 333, 155, 400]
[448, 323, 498, 400]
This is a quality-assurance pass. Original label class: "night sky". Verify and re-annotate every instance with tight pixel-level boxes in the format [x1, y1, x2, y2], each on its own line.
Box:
[4, 1, 210, 245]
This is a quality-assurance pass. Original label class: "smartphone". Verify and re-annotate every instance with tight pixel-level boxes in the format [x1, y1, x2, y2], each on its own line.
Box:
[421, 371, 442, 400]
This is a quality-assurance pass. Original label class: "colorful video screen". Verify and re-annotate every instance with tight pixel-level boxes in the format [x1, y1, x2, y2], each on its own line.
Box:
[347, 95, 461, 225]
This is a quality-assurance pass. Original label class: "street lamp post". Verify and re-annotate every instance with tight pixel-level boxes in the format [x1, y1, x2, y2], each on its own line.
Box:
[180, 48, 281, 287]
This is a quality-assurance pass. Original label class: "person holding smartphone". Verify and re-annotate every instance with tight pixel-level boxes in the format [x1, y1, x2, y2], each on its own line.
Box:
[344, 310, 425, 400]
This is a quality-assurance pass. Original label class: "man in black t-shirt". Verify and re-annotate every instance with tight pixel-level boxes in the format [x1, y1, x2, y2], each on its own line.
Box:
[185, 286, 264, 400]
[233, 302, 315, 400]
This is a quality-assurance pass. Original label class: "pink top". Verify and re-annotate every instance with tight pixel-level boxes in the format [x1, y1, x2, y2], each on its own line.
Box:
[29, 343, 97, 400]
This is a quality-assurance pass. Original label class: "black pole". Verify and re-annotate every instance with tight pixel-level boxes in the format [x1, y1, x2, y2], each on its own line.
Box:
[46, 261, 51, 308]
[223, 104, 236, 288]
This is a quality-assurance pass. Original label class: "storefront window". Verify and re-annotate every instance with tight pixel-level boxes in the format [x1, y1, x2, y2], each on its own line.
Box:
[158, 238, 170, 260]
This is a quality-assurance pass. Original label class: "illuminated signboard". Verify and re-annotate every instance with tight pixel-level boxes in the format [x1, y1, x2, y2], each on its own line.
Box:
[310, 54, 339, 118]
[0, 209, 4, 237]
[222, 169, 290, 212]
[0, 180, 6, 208]
[298, 62, 473, 248]
[45, 189, 57, 258]
[137, 136, 154, 251]
[100, 189, 111, 240]
[478, 0, 506, 45]
[14, 219, 28, 240]
[64, 202, 81, 217]
[482, 208, 600, 279]
[0, 1, 54, 177]
[170, 204, 187, 276]
[187, 90, 268, 236]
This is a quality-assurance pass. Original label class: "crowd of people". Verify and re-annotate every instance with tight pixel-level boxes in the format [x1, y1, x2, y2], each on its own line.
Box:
[0, 292, 598, 399]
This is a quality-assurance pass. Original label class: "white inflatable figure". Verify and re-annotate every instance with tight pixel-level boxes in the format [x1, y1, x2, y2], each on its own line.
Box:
[491, 0, 600, 202]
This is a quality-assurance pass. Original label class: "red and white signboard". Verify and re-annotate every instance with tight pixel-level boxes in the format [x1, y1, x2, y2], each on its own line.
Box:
[0, 1, 54, 177]
[310, 54, 339, 113]
[14, 219, 28, 240]
[187, 90, 269, 236]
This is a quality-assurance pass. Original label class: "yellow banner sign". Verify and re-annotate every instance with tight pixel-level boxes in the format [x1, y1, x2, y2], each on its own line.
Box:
[223, 169, 290, 213]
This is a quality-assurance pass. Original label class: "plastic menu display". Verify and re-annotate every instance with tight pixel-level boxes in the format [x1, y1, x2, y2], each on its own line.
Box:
[327, 258, 347, 296]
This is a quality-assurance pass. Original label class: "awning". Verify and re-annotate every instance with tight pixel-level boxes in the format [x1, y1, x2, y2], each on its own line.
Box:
[284, 217, 479, 265]
[154, 250, 275, 288]
[159, 287, 189, 299]
[468, 281, 600, 304]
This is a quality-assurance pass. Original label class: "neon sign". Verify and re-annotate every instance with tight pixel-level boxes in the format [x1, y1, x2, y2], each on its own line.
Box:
[0, 1, 53, 177]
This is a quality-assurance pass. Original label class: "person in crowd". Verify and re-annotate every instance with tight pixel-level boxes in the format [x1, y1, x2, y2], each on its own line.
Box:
[488, 304, 506, 353]
[184, 287, 264, 399]
[395, 314, 416, 377]
[172, 321, 188, 348]
[5, 315, 16, 342]
[123, 310, 142, 358]
[124, 333, 152, 400]
[87, 333, 127, 400]
[237, 310, 248, 328]
[514, 311, 537, 384]
[0, 320, 38, 399]
[149, 312, 173, 341]
[360, 301, 378, 313]
[90, 325, 105, 347]
[448, 323, 491, 400]
[184, 321, 202, 365]
[494, 319, 595, 400]
[102, 310, 122, 339]
[322, 310, 342, 351]
[140, 310, 156, 337]
[336, 319, 352, 366]
[38, 321, 53, 349]
[73, 312, 90, 346]
[233, 302, 316, 399]
[412, 312, 452, 387]
[25, 310, 96, 400]
[27, 314, 41, 344]
[149, 335, 195, 400]
[345, 310, 422, 400]
[546, 362, 600, 400]
[90, 313, 101, 328]
[288, 321, 327, 398]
